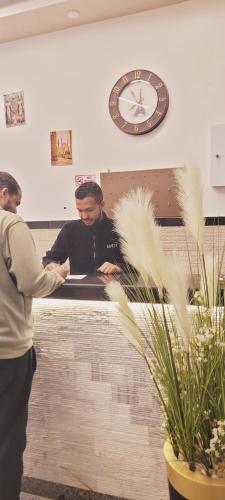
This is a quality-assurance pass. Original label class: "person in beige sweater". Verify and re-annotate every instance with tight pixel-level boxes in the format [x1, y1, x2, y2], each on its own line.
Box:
[0, 171, 68, 500]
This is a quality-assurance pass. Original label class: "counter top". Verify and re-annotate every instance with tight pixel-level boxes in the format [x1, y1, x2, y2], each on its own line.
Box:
[47, 273, 156, 301]
[47, 273, 220, 303]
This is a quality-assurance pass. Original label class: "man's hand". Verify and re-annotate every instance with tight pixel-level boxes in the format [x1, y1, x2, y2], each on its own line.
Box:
[97, 262, 121, 274]
[54, 264, 69, 279]
[45, 262, 60, 271]
[44, 262, 69, 278]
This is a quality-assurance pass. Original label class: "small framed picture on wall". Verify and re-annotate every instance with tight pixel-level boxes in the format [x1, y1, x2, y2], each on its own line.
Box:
[4, 91, 26, 127]
[50, 130, 72, 166]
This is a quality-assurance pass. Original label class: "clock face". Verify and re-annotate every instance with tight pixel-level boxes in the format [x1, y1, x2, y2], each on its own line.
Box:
[109, 69, 169, 135]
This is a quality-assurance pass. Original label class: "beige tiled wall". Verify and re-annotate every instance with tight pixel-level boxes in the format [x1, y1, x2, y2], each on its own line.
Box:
[32, 226, 225, 273]
[31, 229, 60, 262]
[162, 225, 225, 273]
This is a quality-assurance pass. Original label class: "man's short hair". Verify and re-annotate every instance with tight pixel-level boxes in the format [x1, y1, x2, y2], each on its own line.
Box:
[0, 171, 21, 195]
[75, 182, 103, 204]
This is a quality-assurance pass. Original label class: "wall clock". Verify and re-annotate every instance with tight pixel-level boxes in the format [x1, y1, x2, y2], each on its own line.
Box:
[108, 69, 169, 135]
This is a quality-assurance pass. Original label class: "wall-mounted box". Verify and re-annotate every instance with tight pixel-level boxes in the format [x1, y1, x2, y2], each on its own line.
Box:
[211, 124, 225, 186]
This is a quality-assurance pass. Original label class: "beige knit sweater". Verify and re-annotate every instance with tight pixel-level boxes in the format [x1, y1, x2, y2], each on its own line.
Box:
[0, 207, 64, 359]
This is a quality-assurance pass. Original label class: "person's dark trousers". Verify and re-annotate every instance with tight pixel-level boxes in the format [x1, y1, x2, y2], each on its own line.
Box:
[0, 346, 36, 500]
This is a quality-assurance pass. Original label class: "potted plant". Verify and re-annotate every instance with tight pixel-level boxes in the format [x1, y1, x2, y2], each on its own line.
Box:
[106, 167, 225, 500]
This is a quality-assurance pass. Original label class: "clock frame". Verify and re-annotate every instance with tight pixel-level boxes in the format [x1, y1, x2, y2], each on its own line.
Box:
[108, 69, 169, 135]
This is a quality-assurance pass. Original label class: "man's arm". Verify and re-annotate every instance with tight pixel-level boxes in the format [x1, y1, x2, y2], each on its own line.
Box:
[99, 221, 129, 274]
[7, 221, 67, 297]
[42, 226, 68, 269]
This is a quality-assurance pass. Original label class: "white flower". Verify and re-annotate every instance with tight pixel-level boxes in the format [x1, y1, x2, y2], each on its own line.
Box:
[197, 334, 206, 343]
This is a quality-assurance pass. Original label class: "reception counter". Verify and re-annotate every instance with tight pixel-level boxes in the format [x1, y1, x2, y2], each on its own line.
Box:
[24, 274, 168, 500]
[47, 272, 160, 302]
[47, 273, 131, 300]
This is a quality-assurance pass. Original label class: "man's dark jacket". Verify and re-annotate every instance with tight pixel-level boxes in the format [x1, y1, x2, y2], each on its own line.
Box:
[42, 213, 125, 274]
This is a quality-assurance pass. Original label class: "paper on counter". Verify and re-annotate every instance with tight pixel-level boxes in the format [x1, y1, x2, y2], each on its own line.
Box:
[66, 275, 87, 280]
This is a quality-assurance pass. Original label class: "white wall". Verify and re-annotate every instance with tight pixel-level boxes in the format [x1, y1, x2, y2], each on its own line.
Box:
[0, 0, 225, 220]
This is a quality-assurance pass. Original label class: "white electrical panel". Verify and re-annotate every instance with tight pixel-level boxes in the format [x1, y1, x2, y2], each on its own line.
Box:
[211, 124, 225, 186]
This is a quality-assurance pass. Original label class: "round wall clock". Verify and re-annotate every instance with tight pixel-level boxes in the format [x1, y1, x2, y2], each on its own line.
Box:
[108, 69, 169, 135]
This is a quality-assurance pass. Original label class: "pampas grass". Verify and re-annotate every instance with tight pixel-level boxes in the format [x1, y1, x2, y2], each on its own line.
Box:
[106, 281, 144, 356]
[164, 256, 191, 351]
[106, 166, 225, 477]
[200, 254, 218, 308]
[113, 188, 167, 296]
[175, 167, 205, 251]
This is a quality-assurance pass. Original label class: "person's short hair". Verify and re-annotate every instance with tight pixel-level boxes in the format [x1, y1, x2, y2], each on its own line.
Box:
[75, 182, 103, 204]
[0, 171, 21, 195]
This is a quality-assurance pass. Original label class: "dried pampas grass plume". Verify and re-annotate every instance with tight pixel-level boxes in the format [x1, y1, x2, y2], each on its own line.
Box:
[106, 281, 144, 356]
[113, 188, 166, 296]
[176, 167, 205, 251]
[200, 254, 218, 308]
[165, 256, 191, 351]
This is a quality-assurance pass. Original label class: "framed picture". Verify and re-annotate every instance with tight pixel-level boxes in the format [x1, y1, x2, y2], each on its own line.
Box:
[50, 130, 72, 166]
[4, 91, 25, 127]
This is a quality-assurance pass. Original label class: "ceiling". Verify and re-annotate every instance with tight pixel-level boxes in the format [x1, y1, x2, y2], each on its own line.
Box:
[0, 0, 189, 44]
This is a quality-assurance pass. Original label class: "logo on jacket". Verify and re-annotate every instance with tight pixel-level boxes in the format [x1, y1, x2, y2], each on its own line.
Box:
[106, 243, 118, 249]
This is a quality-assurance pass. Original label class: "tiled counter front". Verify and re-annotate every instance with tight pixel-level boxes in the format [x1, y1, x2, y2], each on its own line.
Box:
[24, 299, 168, 500]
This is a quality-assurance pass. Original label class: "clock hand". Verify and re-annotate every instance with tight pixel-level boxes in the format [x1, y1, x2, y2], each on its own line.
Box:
[138, 88, 144, 104]
[135, 88, 144, 105]
[130, 89, 138, 102]
[118, 96, 149, 110]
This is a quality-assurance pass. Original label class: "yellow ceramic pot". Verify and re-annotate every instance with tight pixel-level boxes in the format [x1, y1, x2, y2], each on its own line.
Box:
[164, 440, 225, 500]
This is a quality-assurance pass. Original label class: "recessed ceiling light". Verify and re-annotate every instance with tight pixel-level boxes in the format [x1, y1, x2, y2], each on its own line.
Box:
[67, 9, 79, 19]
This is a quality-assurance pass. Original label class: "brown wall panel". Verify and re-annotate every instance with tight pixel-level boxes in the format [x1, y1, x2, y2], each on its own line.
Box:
[100, 168, 181, 218]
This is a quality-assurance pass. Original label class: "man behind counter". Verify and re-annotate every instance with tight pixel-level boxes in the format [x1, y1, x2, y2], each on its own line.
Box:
[43, 181, 125, 274]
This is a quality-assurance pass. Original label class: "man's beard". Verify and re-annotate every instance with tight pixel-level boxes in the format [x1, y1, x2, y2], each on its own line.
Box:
[82, 212, 103, 227]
